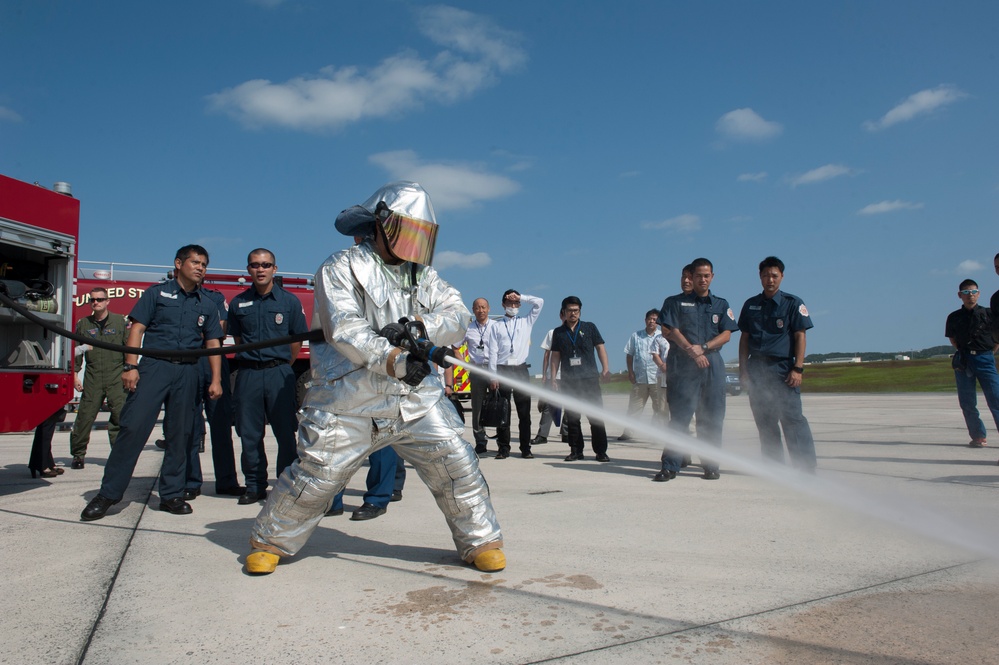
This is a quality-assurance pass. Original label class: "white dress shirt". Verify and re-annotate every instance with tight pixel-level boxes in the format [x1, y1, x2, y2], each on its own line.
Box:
[488, 294, 543, 371]
[462, 318, 493, 365]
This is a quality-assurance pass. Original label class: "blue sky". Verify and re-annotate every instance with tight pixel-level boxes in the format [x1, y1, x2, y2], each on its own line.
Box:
[3, 1, 997, 368]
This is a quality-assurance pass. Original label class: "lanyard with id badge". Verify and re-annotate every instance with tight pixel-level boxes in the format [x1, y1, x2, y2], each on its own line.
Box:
[567, 324, 583, 367]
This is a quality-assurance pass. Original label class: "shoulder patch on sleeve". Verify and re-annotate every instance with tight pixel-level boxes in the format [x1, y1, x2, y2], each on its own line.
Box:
[799, 304, 809, 317]
[727, 308, 735, 320]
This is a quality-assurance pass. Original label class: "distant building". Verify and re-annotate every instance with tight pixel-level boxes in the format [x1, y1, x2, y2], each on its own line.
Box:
[822, 357, 862, 364]
[894, 355, 910, 361]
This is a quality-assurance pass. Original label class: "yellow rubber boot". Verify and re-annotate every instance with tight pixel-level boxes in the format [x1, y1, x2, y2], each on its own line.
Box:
[472, 549, 506, 572]
[246, 550, 280, 574]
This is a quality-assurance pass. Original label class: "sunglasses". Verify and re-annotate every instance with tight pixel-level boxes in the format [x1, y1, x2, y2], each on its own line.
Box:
[91, 297, 109, 303]
[959, 289, 980, 296]
[248, 262, 274, 269]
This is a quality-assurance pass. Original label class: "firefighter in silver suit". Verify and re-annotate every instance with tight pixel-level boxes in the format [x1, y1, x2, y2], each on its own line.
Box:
[246, 182, 505, 574]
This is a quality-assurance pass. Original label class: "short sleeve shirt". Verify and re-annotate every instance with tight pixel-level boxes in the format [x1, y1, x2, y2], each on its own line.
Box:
[624, 329, 669, 384]
[129, 280, 223, 352]
[738, 291, 814, 358]
[550, 321, 605, 381]
[945, 305, 995, 353]
[660, 292, 738, 347]
[228, 285, 309, 362]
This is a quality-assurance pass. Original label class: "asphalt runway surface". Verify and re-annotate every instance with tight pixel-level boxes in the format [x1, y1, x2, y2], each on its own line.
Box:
[2, 392, 998, 664]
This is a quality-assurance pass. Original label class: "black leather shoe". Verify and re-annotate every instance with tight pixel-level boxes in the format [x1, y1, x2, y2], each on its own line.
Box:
[159, 497, 193, 515]
[238, 490, 267, 505]
[154, 438, 166, 450]
[474, 444, 488, 454]
[653, 471, 677, 482]
[529, 436, 547, 445]
[564, 453, 584, 461]
[616, 434, 632, 442]
[521, 451, 534, 459]
[390, 490, 403, 502]
[351, 502, 387, 521]
[495, 452, 510, 460]
[215, 484, 246, 497]
[81, 495, 119, 521]
[71, 457, 85, 469]
[702, 470, 721, 480]
[183, 488, 201, 501]
[595, 454, 611, 462]
[326, 507, 344, 516]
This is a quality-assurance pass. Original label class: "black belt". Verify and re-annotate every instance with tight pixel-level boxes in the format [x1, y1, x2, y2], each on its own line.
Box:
[749, 354, 790, 362]
[967, 349, 992, 356]
[168, 357, 198, 365]
[243, 359, 285, 370]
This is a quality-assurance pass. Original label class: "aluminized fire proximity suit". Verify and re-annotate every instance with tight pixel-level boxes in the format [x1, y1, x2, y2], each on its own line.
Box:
[250, 240, 503, 563]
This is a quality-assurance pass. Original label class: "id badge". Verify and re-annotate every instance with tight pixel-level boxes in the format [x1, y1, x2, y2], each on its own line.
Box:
[569, 356, 582, 367]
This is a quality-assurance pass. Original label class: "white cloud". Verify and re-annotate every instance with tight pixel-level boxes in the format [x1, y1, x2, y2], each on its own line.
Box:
[0, 106, 22, 122]
[857, 200, 924, 215]
[434, 250, 492, 270]
[863, 84, 968, 132]
[207, 6, 525, 131]
[641, 213, 701, 232]
[956, 260, 984, 273]
[716, 108, 783, 142]
[789, 164, 853, 187]
[737, 171, 767, 182]
[369, 150, 519, 211]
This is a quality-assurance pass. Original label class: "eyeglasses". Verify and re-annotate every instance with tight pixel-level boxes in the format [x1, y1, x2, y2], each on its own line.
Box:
[564, 308, 581, 314]
[91, 297, 108, 303]
[248, 262, 274, 269]
[959, 289, 980, 296]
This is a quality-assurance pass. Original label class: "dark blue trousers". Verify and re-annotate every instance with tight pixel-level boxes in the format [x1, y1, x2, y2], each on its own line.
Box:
[662, 356, 726, 473]
[185, 356, 238, 491]
[747, 357, 816, 469]
[332, 446, 407, 511]
[234, 363, 299, 493]
[99, 359, 197, 501]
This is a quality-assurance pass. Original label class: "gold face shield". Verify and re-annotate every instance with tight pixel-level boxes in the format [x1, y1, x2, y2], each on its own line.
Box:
[376, 207, 438, 266]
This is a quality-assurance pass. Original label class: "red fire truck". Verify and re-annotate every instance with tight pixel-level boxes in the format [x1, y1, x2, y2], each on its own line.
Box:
[0, 174, 79, 433]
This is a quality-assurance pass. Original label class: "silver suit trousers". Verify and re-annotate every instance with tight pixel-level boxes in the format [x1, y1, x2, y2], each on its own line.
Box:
[250, 399, 503, 562]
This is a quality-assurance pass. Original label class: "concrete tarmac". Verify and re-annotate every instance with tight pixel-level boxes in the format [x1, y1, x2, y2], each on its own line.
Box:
[2, 392, 998, 665]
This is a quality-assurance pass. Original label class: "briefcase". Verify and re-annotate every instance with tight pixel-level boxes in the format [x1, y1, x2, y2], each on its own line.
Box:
[479, 389, 510, 428]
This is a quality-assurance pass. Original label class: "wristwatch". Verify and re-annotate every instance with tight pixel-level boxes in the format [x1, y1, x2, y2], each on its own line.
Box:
[701, 343, 710, 352]
[122, 364, 138, 372]
[792, 366, 804, 374]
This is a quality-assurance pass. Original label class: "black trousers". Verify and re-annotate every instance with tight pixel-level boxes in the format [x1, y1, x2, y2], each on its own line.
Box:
[496, 364, 532, 453]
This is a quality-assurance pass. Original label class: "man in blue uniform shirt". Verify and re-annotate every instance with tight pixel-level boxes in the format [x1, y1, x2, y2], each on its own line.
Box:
[228, 248, 309, 504]
[738, 256, 817, 470]
[656, 258, 738, 482]
[81, 245, 224, 520]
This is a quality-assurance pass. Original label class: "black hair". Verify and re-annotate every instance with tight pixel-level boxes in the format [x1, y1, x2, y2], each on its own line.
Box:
[561, 295, 582, 313]
[690, 257, 713, 272]
[176, 244, 209, 264]
[759, 256, 785, 273]
[959, 278, 979, 290]
[645, 309, 660, 319]
[247, 248, 276, 265]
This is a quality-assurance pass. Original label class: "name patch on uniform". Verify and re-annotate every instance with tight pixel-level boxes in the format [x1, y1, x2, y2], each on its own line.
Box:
[275, 313, 284, 324]
[238, 301, 254, 308]
[749, 305, 761, 310]
[159, 291, 178, 300]
[681, 302, 695, 307]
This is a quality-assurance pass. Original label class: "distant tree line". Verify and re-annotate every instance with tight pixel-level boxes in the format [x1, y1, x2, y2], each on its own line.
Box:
[804, 345, 954, 363]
